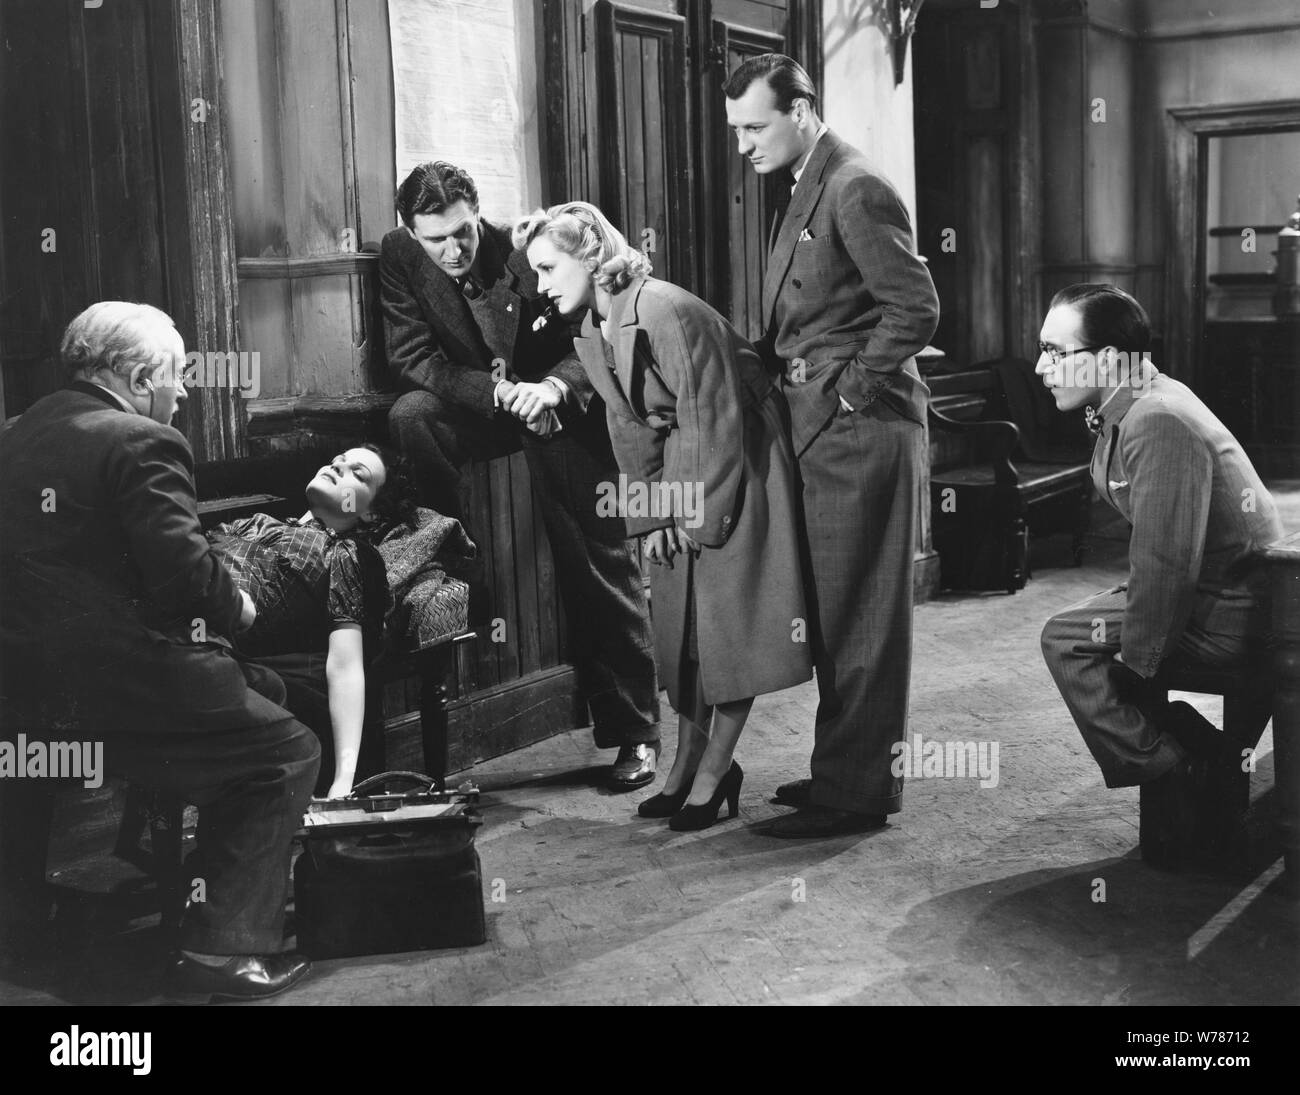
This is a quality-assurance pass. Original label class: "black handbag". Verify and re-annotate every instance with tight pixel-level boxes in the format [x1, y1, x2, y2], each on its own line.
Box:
[294, 771, 486, 958]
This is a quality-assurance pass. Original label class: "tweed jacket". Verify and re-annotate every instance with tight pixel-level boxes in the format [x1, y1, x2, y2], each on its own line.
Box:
[1091, 369, 1283, 677]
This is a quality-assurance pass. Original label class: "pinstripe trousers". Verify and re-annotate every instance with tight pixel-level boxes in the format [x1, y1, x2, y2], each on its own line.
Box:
[1040, 585, 1263, 787]
[797, 401, 922, 815]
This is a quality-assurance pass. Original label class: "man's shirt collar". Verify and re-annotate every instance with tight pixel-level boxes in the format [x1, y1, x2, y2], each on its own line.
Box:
[791, 124, 829, 186]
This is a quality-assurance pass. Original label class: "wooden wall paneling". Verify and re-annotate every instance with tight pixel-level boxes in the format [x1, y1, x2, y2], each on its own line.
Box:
[967, 136, 1004, 362]
[341, 0, 396, 392]
[489, 456, 523, 684]
[272, 0, 350, 402]
[82, 2, 167, 312]
[531, 472, 561, 669]
[594, 2, 696, 292]
[508, 451, 543, 677]
[1084, 27, 1135, 267]
[1012, 0, 1041, 361]
[621, 32, 650, 249]
[712, 0, 785, 36]
[710, 20, 784, 335]
[218, 0, 287, 259]
[236, 277, 294, 400]
[273, 1, 348, 260]
[542, 0, 581, 203]
[152, 0, 243, 461]
[465, 461, 500, 691]
[289, 274, 361, 395]
[0, 0, 93, 413]
[1037, 23, 1086, 271]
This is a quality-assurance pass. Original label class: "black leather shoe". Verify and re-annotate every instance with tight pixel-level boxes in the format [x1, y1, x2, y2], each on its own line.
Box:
[764, 806, 887, 839]
[669, 763, 743, 832]
[773, 778, 812, 807]
[1139, 757, 1200, 870]
[638, 778, 693, 818]
[1163, 701, 1238, 765]
[609, 743, 660, 790]
[167, 952, 312, 1001]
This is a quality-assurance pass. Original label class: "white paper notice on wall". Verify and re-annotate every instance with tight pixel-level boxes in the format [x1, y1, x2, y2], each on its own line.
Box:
[388, 0, 530, 222]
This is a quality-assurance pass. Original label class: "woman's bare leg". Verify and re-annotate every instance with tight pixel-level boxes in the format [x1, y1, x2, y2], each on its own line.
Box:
[661, 672, 711, 795]
[685, 697, 753, 805]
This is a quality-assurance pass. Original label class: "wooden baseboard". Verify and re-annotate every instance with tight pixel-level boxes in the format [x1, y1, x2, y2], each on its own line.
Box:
[383, 664, 586, 776]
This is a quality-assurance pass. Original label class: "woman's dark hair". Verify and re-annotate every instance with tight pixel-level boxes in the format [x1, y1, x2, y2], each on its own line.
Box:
[722, 53, 818, 113]
[395, 161, 479, 227]
[360, 441, 418, 534]
[1049, 283, 1152, 353]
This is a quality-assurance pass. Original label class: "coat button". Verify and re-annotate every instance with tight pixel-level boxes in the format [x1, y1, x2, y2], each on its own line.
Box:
[792, 278, 802, 289]
[722, 515, 731, 525]
[792, 327, 801, 335]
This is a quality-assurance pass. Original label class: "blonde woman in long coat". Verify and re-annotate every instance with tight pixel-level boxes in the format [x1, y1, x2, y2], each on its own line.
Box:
[517, 202, 812, 830]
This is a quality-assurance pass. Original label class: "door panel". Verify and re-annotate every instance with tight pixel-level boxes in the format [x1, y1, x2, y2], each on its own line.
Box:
[548, 0, 818, 321]
[594, 3, 695, 290]
[710, 20, 785, 341]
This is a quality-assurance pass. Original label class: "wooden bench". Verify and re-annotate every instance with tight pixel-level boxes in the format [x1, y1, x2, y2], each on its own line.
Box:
[927, 357, 1094, 593]
[1136, 532, 1300, 883]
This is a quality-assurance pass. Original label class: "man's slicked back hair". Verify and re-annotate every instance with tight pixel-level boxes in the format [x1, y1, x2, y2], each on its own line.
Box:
[395, 161, 479, 227]
[722, 53, 818, 113]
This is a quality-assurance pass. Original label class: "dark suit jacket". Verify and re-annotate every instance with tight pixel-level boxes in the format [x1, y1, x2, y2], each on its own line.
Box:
[379, 220, 593, 419]
[763, 130, 939, 452]
[1091, 370, 1284, 676]
[0, 382, 254, 735]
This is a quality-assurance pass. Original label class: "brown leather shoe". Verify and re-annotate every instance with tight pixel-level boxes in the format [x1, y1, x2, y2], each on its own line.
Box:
[773, 778, 812, 807]
[609, 743, 660, 790]
[764, 805, 887, 839]
[167, 952, 312, 1001]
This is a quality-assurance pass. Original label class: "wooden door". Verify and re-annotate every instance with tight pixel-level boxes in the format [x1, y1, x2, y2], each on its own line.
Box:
[544, 0, 820, 323]
[706, 19, 786, 341]
[913, 0, 1031, 364]
[0, 0, 241, 459]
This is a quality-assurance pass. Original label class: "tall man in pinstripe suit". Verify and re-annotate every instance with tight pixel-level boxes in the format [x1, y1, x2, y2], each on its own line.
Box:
[725, 55, 940, 836]
[1037, 285, 1282, 831]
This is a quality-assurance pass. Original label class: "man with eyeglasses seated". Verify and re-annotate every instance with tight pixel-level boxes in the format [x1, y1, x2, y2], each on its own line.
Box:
[1036, 284, 1283, 864]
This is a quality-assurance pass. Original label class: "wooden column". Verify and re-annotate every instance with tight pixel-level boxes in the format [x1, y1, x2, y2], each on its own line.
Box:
[161, 0, 246, 461]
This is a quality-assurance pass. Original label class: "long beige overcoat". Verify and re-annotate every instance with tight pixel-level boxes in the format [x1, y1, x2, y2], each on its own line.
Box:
[572, 275, 813, 714]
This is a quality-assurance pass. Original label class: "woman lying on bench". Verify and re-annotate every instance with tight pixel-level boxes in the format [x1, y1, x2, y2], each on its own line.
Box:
[207, 444, 417, 797]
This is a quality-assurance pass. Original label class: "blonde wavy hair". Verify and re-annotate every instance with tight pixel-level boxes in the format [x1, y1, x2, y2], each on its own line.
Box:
[513, 201, 651, 294]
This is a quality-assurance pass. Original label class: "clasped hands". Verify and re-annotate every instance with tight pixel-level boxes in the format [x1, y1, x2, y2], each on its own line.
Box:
[497, 379, 562, 437]
[643, 526, 700, 567]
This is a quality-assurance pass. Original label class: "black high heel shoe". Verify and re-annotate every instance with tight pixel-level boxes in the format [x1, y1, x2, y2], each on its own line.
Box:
[668, 762, 743, 831]
[637, 777, 694, 818]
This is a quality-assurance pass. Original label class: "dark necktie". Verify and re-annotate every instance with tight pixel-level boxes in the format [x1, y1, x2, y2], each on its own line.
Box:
[769, 169, 796, 249]
[1084, 405, 1104, 435]
[458, 276, 482, 302]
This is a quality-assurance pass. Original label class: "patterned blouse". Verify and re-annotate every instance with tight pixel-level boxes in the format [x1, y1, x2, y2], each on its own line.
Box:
[208, 513, 370, 657]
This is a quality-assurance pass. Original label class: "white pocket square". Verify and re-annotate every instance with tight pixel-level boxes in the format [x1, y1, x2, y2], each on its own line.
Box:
[1108, 480, 1129, 491]
[798, 229, 814, 241]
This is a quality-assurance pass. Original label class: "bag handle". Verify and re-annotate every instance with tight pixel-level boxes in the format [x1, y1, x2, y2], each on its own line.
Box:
[347, 770, 438, 797]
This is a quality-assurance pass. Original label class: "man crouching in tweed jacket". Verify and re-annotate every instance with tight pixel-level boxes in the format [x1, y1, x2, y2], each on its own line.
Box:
[1037, 284, 1283, 865]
